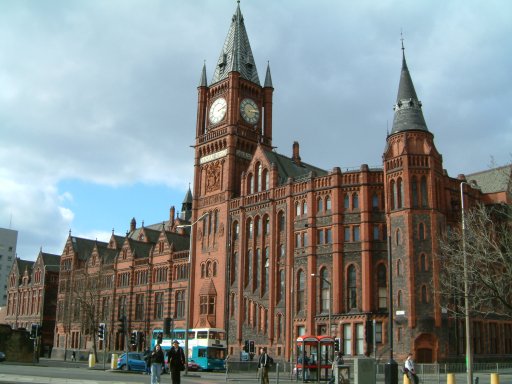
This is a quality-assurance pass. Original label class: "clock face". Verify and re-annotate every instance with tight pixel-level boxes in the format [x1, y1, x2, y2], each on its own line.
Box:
[209, 97, 227, 124]
[240, 98, 260, 124]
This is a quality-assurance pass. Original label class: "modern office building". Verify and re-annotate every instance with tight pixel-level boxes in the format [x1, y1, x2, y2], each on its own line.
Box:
[0, 227, 18, 307]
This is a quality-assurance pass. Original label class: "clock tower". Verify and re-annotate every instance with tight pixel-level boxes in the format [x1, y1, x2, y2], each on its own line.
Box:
[189, 3, 274, 330]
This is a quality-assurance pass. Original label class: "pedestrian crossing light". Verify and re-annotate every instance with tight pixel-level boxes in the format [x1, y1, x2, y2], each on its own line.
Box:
[130, 331, 137, 345]
[334, 338, 340, 352]
[118, 315, 126, 334]
[30, 323, 39, 339]
[98, 323, 105, 340]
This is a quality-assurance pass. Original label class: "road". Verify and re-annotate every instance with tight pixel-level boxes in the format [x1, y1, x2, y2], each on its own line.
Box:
[1, 359, 512, 384]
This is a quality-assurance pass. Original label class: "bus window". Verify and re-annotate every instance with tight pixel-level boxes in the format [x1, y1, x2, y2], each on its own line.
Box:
[174, 331, 185, 339]
[210, 331, 226, 340]
[197, 331, 208, 339]
[198, 348, 207, 358]
[207, 347, 226, 359]
[188, 331, 196, 340]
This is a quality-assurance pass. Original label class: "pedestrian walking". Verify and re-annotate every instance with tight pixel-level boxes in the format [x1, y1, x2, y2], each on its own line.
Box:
[150, 344, 165, 384]
[258, 347, 272, 384]
[404, 353, 419, 384]
[166, 340, 185, 384]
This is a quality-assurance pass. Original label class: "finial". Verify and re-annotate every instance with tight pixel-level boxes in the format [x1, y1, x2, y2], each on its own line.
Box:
[112, 228, 115, 234]
[400, 29, 405, 52]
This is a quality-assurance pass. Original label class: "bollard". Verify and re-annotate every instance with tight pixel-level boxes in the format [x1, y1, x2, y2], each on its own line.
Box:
[490, 373, 499, 384]
[403, 373, 411, 384]
[447, 373, 456, 384]
[88, 353, 96, 368]
[111, 353, 118, 370]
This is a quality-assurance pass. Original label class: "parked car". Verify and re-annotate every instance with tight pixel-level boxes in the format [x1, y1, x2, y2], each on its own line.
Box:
[0, 352, 6, 362]
[188, 359, 200, 371]
[117, 352, 145, 371]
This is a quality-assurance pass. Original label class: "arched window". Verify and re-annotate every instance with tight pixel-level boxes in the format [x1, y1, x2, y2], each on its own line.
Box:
[295, 202, 301, 217]
[344, 194, 350, 209]
[421, 176, 428, 208]
[317, 198, 323, 213]
[248, 173, 254, 194]
[201, 263, 206, 278]
[297, 270, 305, 313]
[418, 223, 425, 240]
[397, 290, 403, 308]
[278, 269, 284, 304]
[278, 211, 285, 231]
[421, 285, 428, 303]
[420, 253, 428, 272]
[264, 247, 269, 295]
[352, 193, 359, 209]
[231, 252, 238, 284]
[257, 163, 262, 192]
[377, 264, 387, 310]
[245, 249, 253, 287]
[247, 218, 253, 239]
[213, 261, 217, 277]
[254, 216, 260, 238]
[206, 261, 211, 277]
[347, 265, 357, 310]
[263, 216, 270, 236]
[320, 268, 330, 313]
[372, 193, 379, 210]
[390, 180, 396, 210]
[233, 221, 239, 240]
[302, 201, 308, 215]
[395, 228, 401, 245]
[326, 196, 331, 211]
[397, 178, 403, 208]
[396, 259, 402, 276]
[411, 176, 419, 208]
[255, 248, 261, 292]
[263, 168, 270, 190]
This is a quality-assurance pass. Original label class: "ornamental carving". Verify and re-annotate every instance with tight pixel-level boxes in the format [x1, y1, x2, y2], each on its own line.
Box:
[206, 162, 221, 192]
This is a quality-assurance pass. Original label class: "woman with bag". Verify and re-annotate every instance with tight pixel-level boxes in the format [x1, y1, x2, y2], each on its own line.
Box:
[166, 340, 186, 384]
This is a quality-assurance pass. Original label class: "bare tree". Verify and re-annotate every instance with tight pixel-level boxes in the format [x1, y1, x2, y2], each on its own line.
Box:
[438, 203, 512, 319]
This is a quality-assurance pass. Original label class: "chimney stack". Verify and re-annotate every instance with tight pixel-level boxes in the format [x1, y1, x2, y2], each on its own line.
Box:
[292, 141, 301, 165]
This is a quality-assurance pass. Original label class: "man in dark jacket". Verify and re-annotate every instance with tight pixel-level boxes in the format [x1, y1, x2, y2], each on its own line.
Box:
[166, 340, 186, 384]
[258, 347, 270, 384]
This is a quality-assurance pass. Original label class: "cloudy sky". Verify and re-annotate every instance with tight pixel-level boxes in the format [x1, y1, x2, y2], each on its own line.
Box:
[1, 0, 511, 261]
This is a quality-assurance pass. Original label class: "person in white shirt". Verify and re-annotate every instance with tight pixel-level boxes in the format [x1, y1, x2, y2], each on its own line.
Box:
[404, 353, 418, 384]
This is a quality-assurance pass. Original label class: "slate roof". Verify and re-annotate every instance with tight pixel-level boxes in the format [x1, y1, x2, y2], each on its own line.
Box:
[71, 237, 107, 261]
[164, 232, 190, 252]
[264, 150, 328, 185]
[41, 252, 60, 272]
[127, 238, 153, 259]
[210, 3, 260, 86]
[466, 165, 512, 194]
[391, 49, 428, 134]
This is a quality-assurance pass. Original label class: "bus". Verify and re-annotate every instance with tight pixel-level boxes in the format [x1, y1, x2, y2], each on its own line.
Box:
[151, 327, 227, 371]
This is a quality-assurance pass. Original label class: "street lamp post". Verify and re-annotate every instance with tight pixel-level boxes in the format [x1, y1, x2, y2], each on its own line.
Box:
[460, 181, 473, 384]
[311, 274, 332, 338]
[177, 212, 208, 375]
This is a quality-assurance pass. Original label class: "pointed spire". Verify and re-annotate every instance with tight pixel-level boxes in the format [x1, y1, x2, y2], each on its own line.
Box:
[211, 2, 260, 85]
[390, 38, 428, 134]
[199, 61, 207, 87]
[264, 61, 273, 88]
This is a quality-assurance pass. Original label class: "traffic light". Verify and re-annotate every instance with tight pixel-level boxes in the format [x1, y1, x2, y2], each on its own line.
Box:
[248, 340, 255, 354]
[130, 331, 137, 345]
[98, 323, 105, 340]
[157, 332, 163, 345]
[365, 320, 373, 345]
[30, 323, 39, 339]
[243, 340, 249, 352]
[164, 317, 173, 336]
[334, 337, 340, 352]
[117, 315, 126, 334]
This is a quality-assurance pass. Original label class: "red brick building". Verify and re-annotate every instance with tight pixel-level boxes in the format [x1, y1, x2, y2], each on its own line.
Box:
[50, 4, 511, 363]
[5, 250, 60, 357]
